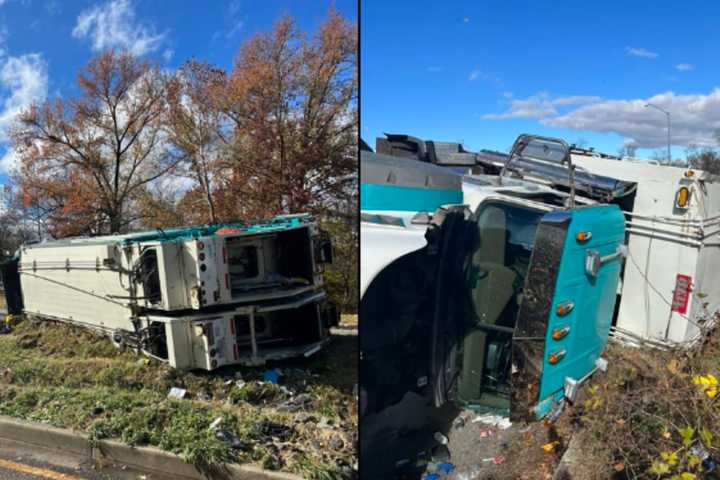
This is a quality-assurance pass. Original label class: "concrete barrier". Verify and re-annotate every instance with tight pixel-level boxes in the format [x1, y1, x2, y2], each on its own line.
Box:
[0, 415, 303, 480]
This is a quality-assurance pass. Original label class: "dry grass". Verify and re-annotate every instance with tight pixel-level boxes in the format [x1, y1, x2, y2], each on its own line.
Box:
[0, 317, 357, 479]
[567, 328, 720, 479]
[339, 314, 357, 328]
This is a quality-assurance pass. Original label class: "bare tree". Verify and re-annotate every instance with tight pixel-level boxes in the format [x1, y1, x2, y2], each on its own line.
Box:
[11, 51, 177, 235]
[165, 60, 229, 223]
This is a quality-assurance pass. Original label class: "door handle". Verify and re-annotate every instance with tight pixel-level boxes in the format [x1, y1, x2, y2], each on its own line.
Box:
[585, 245, 627, 278]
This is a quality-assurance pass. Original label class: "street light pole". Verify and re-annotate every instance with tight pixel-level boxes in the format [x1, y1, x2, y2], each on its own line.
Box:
[645, 103, 671, 163]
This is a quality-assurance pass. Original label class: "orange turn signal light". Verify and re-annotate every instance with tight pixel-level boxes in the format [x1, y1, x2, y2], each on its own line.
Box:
[548, 349, 567, 365]
[576, 231, 592, 242]
[676, 187, 690, 208]
[552, 326, 571, 340]
[556, 301, 575, 317]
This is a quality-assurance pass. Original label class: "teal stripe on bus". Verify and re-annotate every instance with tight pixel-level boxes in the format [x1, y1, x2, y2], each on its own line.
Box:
[361, 183, 463, 212]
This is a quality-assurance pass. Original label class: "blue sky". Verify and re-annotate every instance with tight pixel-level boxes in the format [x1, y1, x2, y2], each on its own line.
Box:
[0, 0, 356, 184]
[361, 0, 720, 160]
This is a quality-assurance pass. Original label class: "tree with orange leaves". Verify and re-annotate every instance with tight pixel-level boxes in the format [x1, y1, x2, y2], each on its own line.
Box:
[217, 9, 357, 220]
[11, 51, 176, 235]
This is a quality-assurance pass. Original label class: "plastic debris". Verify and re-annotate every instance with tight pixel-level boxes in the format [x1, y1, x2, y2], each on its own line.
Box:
[690, 445, 718, 472]
[263, 369, 281, 384]
[479, 428, 494, 438]
[436, 462, 455, 475]
[492, 455, 506, 465]
[167, 387, 187, 399]
[209, 417, 224, 430]
[423, 475, 439, 480]
[471, 413, 512, 430]
[434, 431, 449, 445]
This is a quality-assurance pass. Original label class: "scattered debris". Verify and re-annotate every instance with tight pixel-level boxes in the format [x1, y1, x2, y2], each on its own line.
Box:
[436, 462, 455, 475]
[263, 369, 281, 384]
[479, 428, 494, 438]
[471, 413, 512, 430]
[167, 387, 187, 399]
[431, 444, 451, 463]
[214, 429, 250, 451]
[434, 431, 449, 445]
[277, 393, 312, 412]
[209, 417, 224, 430]
[256, 419, 293, 441]
[195, 391, 212, 401]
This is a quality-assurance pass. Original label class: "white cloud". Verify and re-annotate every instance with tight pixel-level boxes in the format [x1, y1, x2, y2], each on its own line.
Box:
[468, 68, 503, 86]
[676, 63, 694, 71]
[224, 0, 243, 39]
[625, 46, 659, 59]
[0, 53, 48, 173]
[0, 54, 48, 139]
[0, 147, 17, 172]
[72, 0, 166, 56]
[482, 92, 602, 120]
[162, 48, 174, 62]
[485, 89, 720, 149]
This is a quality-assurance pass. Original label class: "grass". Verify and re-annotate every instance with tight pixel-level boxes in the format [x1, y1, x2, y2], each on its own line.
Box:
[567, 326, 720, 480]
[339, 314, 357, 328]
[0, 317, 357, 479]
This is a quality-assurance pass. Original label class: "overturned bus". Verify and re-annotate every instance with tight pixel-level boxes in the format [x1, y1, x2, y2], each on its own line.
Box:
[5, 214, 337, 370]
[375, 132, 720, 346]
[360, 138, 625, 422]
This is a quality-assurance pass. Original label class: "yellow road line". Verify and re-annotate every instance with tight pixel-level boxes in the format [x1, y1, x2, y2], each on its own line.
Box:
[0, 458, 85, 480]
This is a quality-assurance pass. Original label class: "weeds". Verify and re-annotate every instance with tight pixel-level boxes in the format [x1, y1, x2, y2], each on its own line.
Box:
[0, 318, 357, 479]
[573, 328, 720, 479]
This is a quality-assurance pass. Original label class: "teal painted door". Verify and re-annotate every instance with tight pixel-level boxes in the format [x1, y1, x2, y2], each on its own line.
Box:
[537, 205, 625, 405]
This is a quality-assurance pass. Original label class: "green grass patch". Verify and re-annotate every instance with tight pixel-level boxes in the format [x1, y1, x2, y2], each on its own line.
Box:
[0, 318, 357, 479]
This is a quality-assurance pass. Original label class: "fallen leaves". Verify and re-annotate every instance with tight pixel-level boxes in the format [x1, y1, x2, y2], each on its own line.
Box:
[542, 441, 560, 453]
[692, 374, 718, 398]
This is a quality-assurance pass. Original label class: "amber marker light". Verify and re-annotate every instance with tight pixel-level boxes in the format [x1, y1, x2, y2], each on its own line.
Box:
[548, 349, 567, 365]
[676, 187, 690, 208]
[576, 231, 592, 242]
[556, 301, 575, 317]
[552, 326, 571, 340]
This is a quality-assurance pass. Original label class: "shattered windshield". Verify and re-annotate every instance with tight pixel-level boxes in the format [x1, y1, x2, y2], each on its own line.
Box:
[454, 201, 545, 410]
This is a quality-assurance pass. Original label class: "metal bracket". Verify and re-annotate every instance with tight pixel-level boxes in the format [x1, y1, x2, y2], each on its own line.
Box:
[585, 245, 627, 277]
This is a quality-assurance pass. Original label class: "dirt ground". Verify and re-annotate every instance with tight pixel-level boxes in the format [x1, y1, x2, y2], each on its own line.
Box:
[438, 411, 567, 480]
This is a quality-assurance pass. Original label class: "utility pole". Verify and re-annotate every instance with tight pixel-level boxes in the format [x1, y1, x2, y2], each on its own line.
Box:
[645, 103, 671, 164]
